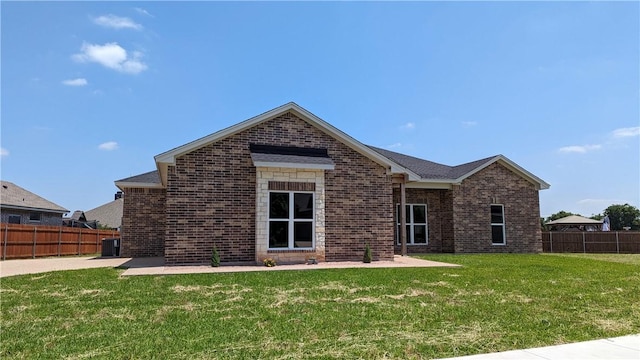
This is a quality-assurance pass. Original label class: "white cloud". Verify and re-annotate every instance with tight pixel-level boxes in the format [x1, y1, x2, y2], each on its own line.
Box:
[61, 78, 88, 86]
[93, 14, 142, 30]
[386, 143, 402, 149]
[134, 7, 154, 17]
[400, 122, 415, 130]
[462, 121, 478, 127]
[0, 148, 8, 157]
[558, 144, 602, 154]
[72, 42, 148, 74]
[98, 141, 119, 151]
[612, 126, 640, 138]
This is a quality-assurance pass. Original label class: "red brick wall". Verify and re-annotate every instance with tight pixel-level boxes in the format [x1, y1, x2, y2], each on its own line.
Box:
[120, 188, 166, 257]
[163, 112, 394, 264]
[452, 162, 542, 253]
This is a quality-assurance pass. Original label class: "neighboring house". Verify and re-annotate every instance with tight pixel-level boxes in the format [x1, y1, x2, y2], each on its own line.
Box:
[545, 215, 603, 232]
[116, 103, 549, 265]
[84, 192, 124, 230]
[0, 180, 69, 226]
[62, 210, 98, 229]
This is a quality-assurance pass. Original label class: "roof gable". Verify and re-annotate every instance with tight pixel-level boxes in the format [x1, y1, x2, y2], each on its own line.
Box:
[0, 181, 69, 213]
[152, 102, 419, 185]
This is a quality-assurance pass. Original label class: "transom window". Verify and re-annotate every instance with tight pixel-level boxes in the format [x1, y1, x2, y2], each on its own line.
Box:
[396, 204, 428, 245]
[269, 192, 314, 249]
[491, 204, 506, 245]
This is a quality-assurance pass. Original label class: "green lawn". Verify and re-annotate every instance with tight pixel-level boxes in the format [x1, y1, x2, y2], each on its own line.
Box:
[1, 254, 639, 359]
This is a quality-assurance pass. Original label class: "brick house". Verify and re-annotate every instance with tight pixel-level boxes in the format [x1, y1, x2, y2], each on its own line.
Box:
[1, 180, 69, 226]
[116, 103, 549, 265]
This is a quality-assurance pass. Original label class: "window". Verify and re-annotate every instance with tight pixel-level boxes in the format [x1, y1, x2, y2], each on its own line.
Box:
[396, 204, 428, 245]
[8, 215, 21, 224]
[491, 205, 505, 245]
[269, 192, 314, 249]
[29, 212, 42, 222]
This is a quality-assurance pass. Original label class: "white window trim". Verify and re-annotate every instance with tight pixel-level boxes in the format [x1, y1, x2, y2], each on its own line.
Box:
[490, 204, 506, 245]
[396, 203, 428, 245]
[268, 191, 315, 250]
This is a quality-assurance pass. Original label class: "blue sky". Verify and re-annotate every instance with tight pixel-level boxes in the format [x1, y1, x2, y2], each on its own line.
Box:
[1, 1, 638, 218]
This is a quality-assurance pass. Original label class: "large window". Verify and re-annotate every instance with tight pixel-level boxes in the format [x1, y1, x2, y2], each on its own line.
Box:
[29, 212, 41, 222]
[491, 204, 506, 245]
[8, 215, 21, 224]
[269, 192, 314, 249]
[396, 204, 428, 245]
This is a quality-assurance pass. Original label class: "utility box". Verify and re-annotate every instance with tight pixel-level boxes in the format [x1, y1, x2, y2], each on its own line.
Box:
[101, 238, 120, 257]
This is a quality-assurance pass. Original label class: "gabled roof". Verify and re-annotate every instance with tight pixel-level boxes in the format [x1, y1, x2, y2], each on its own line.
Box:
[152, 102, 420, 186]
[85, 198, 123, 229]
[115, 170, 162, 190]
[0, 180, 69, 213]
[546, 215, 602, 225]
[368, 147, 550, 190]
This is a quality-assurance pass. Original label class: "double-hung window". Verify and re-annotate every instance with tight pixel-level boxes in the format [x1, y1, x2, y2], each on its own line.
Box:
[269, 192, 314, 249]
[490, 204, 506, 245]
[396, 204, 428, 245]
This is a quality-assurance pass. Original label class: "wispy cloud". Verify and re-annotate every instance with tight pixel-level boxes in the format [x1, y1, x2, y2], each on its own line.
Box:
[72, 42, 147, 74]
[98, 141, 119, 151]
[558, 144, 602, 154]
[0, 147, 8, 157]
[134, 7, 154, 17]
[612, 126, 640, 138]
[386, 143, 402, 149]
[61, 78, 88, 86]
[400, 122, 415, 130]
[462, 121, 478, 127]
[93, 14, 142, 30]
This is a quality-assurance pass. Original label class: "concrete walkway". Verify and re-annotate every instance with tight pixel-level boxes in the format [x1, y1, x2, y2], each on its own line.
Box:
[0, 255, 459, 278]
[439, 334, 640, 360]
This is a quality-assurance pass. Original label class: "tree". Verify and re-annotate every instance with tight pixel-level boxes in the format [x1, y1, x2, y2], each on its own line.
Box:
[603, 204, 640, 230]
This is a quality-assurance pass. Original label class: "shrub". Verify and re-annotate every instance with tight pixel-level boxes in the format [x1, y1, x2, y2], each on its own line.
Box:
[211, 246, 220, 267]
[363, 244, 372, 263]
[263, 258, 277, 267]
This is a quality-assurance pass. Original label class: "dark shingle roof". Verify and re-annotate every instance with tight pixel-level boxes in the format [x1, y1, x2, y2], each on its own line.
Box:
[85, 198, 123, 229]
[367, 146, 498, 180]
[115, 170, 161, 184]
[0, 180, 69, 213]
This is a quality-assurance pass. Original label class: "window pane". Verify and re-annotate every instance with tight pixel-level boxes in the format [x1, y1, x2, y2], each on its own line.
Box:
[8, 215, 21, 224]
[396, 225, 401, 244]
[293, 222, 312, 248]
[294, 193, 313, 219]
[269, 193, 289, 219]
[492, 225, 504, 244]
[490, 205, 503, 224]
[29, 212, 41, 222]
[414, 225, 427, 243]
[405, 205, 411, 221]
[406, 225, 411, 244]
[413, 205, 426, 223]
[396, 205, 400, 223]
[269, 221, 288, 248]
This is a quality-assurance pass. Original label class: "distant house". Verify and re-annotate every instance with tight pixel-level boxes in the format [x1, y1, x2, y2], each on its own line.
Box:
[85, 192, 124, 230]
[545, 215, 603, 232]
[116, 103, 549, 265]
[0, 181, 69, 226]
[62, 210, 98, 229]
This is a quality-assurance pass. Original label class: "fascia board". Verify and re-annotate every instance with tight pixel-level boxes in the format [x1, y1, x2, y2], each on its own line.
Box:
[114, 181, 164, 191]
[253, 161, 335, 170]
[405, 181, 453, 190]
[454, 155, 550, 190]
[0, 204, 69, 214]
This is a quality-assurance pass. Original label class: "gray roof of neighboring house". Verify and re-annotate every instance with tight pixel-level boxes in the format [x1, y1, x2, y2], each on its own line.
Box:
[0, 180, 69, 213]
[116, 171, 161, 184]
[367, 146, 498, 180]
[85, 198, 123, 229]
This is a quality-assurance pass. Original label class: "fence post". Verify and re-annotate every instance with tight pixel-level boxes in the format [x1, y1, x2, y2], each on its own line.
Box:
[549, 232, 553, 253]
[33, 227, 37, 259]
[58, 226, 62, 257]
[3, 224, 8, 260]
[582, 232, 586, 253]
[96, 231, 100, 254]
[78, 228, 82, 255]
[616, 232, 619, 254]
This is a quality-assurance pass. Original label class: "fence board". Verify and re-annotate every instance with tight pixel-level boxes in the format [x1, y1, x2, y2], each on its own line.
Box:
[1, 224, 119, 260]
[542, 231, 640, 254]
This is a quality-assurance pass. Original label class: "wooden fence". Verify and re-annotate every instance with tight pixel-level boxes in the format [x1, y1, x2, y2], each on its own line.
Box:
[0, 223, 119, 260]
[542, 231, 640, 254]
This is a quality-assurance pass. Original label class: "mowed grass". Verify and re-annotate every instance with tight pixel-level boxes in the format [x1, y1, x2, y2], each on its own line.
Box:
[1, 254, 639, 359]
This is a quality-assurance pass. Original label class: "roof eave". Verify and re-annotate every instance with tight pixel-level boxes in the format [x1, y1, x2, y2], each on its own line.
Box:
[0, 204, 69, 214]
[114, 181, 164, 191]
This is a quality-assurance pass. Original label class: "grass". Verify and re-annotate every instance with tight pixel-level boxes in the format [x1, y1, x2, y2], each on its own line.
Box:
[1, 254, 639, 359]
[543, 253, 640, 265]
